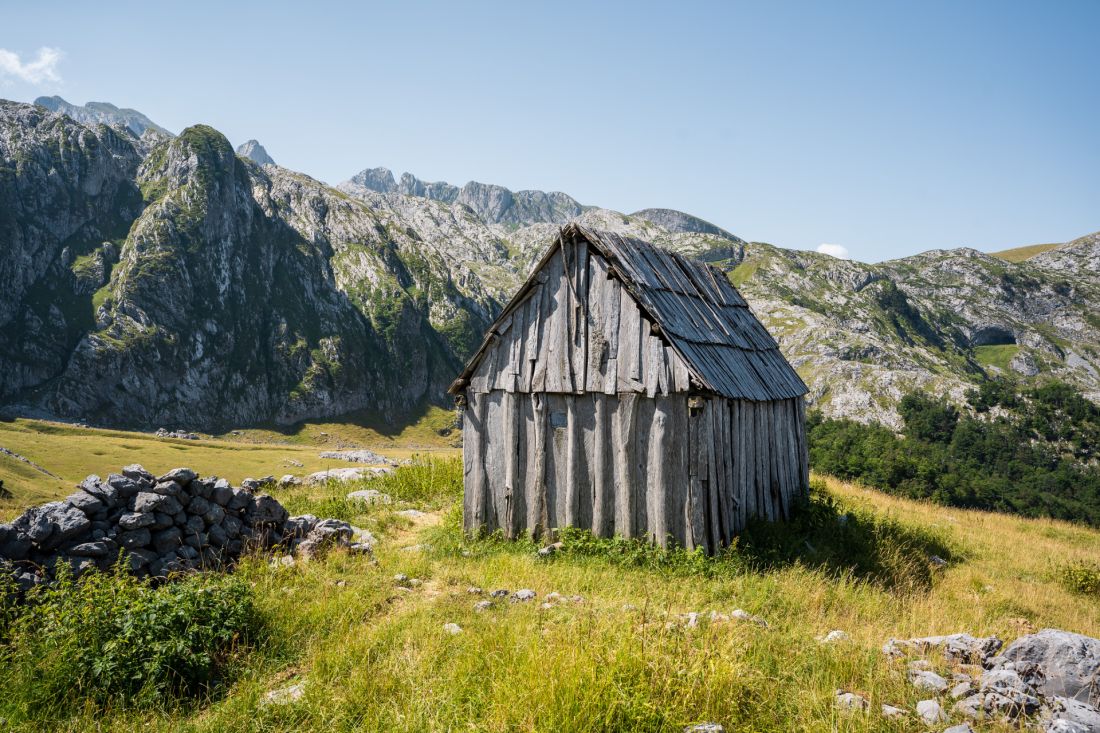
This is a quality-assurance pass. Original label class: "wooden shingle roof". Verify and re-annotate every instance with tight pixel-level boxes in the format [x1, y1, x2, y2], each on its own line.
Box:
[451, 223, 808, 401]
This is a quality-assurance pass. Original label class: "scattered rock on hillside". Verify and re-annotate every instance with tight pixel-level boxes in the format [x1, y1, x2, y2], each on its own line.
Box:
[347, 489, 392, 504]
[910, 669, 950, 693]
[732, 609, 769, 628]
[884, 633, 1003, 665]
[880, 703, 907, 718]
[917, 699, 947, 724]
[818, 630, 850, 644]
[306, 467, 388, 484]
[263, 682, 305, 706]
[835, 690, 870, 712]
[511, 589, 536, 602]
[684, 724, 725, 733]
[942, 724, 976, 733]
[319, 449, 395, 465]
[888, 628, 1100, 731]
[443, 622, 462, 635]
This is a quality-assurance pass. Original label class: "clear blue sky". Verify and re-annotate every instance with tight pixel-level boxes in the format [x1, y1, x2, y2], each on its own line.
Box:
[3, 0, 1098, 262]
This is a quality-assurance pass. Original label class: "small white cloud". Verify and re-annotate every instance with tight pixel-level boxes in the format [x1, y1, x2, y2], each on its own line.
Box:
[0, 47, 64, 84]
[816, 243, 850, 259]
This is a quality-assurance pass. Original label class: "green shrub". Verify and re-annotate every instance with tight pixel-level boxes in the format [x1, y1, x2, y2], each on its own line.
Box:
[0, 566, 262, 718]
[1058, 560, 1100, 597]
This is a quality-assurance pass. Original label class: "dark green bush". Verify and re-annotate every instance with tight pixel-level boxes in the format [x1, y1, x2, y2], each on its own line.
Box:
[0, 566, 261, 717]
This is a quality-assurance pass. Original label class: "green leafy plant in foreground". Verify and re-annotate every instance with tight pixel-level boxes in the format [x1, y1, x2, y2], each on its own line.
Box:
[0, 565, 262, 718]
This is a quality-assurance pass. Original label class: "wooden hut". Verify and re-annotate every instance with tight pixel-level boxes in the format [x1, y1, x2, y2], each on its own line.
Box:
[448, 223, 808, 553]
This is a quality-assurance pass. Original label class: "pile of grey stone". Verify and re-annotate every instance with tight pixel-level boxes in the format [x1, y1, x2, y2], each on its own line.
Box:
[0, 465, 371, 595]
[881, 630, 1100, 731]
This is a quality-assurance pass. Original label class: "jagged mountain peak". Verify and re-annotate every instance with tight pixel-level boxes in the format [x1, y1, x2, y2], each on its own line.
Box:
[236, 139, 275, 167]
[32, 95, 171, 137]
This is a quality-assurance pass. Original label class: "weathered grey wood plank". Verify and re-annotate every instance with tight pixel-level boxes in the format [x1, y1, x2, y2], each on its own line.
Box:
[463, 393, 488, 534]
[613, 393, 639, 537]
[528, 394, 550, 538]
[648, 397, 670, 547]
[585, 254, 608, 393]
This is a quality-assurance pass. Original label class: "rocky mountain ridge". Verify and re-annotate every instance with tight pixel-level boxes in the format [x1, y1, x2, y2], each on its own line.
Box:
[1, 97, 1097, 431]
[33, 95, 171, 137]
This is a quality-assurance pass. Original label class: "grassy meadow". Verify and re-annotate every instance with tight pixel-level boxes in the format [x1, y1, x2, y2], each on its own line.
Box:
[2, 446, 1099, 732]
[0, 407, 459, 520]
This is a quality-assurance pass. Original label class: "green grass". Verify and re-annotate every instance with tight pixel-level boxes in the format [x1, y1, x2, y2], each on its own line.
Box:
[972, 343, 1020, 371]
[988, 242, 1060, 262]
[728, 258, 763, 288]
[3, 455, 1098, 732]
[0, 415, 456, 521]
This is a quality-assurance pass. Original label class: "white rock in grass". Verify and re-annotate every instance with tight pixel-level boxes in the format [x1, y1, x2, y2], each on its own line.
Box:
[818, 630, 849, 643]
[474, 600, 493, 612]
[910, 669, 950, 693]
[916, 699, 946, 725]
[880, 703, 907, 718]
[732, 609, 768, 628]
[346, 488, 392, 504]
[942, 725, 976, 733]
[511, 589, 536, 602]
[466, 586, 483, 595]
[263, 682, 305, 706]
[396, 509, 425, 518]
[684, 724, 725, 733]
[443, 622, 462, 635]
[393, 573, 408, 583]
[835, 689, 870, 712]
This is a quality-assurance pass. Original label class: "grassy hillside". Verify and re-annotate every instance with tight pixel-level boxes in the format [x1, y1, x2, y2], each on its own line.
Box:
[3, 459, 1098, 732]
[0, 410, 460, 520]
[988, 242, 1060, 262]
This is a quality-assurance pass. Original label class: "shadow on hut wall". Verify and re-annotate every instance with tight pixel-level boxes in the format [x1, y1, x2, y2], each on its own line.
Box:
[735, 479, 961, 593]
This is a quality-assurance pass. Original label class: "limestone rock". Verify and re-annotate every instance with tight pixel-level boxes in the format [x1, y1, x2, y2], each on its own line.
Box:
[835, 690, 870, 712]
[916, 699, 946, 725]
[994, 629, 1100, 705]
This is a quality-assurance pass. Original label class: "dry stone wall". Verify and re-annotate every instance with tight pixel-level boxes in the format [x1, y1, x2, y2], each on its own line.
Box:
[0, 465, 370, 595]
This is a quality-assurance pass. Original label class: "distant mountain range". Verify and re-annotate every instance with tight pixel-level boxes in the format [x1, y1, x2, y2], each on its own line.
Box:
[33, 96, 171, 137]
[0, 96, 1097, 431]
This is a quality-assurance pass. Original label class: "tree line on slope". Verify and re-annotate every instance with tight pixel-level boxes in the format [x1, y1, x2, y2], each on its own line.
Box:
[807, 379, 1100, 526]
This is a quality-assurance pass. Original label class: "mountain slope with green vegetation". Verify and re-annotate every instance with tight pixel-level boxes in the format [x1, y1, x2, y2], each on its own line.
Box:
[808, 379, 1100, 525]
[2, 459, 1098, 732]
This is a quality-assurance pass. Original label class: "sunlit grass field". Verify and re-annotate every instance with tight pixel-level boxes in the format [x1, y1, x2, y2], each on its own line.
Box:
[3, 449, 1097, 732]
[0, 408, 460, 520]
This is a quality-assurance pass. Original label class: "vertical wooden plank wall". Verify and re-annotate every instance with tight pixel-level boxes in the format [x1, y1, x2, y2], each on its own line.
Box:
[464, 391, 809, 551]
